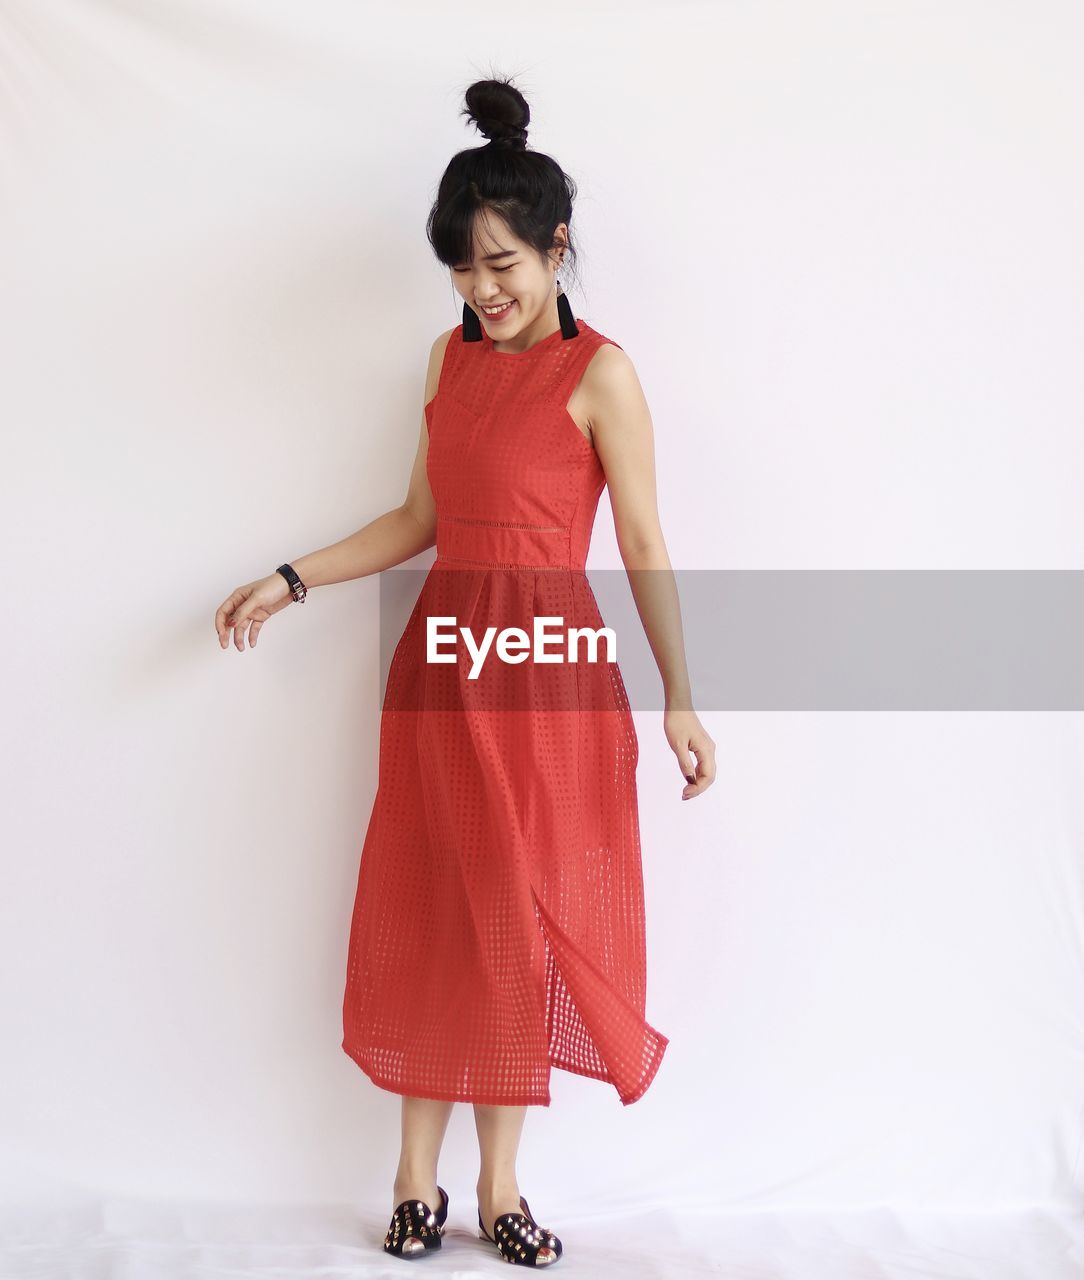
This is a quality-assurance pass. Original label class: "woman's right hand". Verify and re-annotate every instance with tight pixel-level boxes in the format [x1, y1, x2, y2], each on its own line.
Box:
[214, 573, 294, 651]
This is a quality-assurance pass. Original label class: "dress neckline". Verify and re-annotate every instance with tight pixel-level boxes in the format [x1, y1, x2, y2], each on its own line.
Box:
[483, 318, 580, 356]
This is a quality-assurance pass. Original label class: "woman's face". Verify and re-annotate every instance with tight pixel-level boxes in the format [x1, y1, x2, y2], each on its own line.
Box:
[451, 211, 568, 344]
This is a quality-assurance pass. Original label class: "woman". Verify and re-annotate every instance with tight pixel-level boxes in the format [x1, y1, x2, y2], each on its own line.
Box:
[214, 75, 715, 1267]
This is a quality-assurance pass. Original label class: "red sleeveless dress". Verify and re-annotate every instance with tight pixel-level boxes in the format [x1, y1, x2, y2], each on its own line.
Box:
[341, 315, 669, 1106]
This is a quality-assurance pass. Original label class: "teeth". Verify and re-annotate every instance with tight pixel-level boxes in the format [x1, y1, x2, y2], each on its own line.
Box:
[481, 301, 514, 314]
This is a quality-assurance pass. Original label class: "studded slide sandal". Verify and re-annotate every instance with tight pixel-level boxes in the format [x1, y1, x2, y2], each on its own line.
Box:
[383, 1184, 449, 1260]
[477, 1194, 562, 1265]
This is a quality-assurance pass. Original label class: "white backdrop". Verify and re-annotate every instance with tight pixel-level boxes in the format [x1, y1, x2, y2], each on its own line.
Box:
[3, 1, 1084, 1276]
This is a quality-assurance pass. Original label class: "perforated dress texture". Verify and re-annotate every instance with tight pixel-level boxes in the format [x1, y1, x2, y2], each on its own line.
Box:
[341, 316, 669, 1106]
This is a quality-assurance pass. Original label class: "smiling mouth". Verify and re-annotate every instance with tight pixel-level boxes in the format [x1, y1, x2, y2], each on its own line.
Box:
[479, 300, 516, 319]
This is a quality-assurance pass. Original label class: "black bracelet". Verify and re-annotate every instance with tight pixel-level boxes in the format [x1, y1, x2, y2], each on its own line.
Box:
[276, 563, 308, 603]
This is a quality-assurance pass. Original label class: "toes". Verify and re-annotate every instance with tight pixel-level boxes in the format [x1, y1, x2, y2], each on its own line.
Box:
[537, 1245, 557, 1263]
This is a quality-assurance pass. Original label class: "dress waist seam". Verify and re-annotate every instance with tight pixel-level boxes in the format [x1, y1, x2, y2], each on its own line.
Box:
[433, 554, 583, 571]
[438, 514, 567, 533]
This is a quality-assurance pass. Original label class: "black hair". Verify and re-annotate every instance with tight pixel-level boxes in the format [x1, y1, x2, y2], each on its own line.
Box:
[426, 76, 580, 295]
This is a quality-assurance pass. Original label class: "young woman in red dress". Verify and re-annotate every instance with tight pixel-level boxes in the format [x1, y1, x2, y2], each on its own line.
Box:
[214, 75, 715, 1266]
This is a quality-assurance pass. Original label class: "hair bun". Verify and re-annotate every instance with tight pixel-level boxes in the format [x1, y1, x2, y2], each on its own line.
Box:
[462, 77, 530, 150]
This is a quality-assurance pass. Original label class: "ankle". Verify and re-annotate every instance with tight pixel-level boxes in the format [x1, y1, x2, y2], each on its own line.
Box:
[477, 1176, 520, 1201]
[394, 1171, 439, 1197]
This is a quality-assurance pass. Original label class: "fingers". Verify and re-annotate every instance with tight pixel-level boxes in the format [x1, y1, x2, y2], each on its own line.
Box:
[237, 603, 274, 650]
[214, 590, 245, 647]
[681, 737, 717, 801]
[217, 606, 250, 651]
[679, 739, 699, 797]
[693, 743, 717, 784]
[679, 741, 695, 797]
[231, 610, 260, 652]
[216, 574, 298, 650]
[215, 586, 263, 652]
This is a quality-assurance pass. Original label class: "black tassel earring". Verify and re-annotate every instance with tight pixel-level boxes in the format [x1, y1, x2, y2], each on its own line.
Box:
[556, 278, 579, 339]
[462, 299, 483, 341]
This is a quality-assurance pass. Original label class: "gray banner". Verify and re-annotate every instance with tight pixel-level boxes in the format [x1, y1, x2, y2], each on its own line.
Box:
[375, 569, 1084, 710]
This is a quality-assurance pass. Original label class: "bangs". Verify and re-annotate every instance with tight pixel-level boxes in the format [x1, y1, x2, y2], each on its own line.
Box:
[428, 191, 485, 268]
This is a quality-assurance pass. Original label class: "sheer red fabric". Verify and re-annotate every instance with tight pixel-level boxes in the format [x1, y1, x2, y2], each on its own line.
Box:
[341, 316, 669, 1106]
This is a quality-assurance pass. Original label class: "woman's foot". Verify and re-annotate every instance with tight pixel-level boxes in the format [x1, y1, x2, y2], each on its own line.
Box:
[387, 1178, 444, 1257]
[392, 1177, 442, 1218]
[477, 1182, 558, 1264]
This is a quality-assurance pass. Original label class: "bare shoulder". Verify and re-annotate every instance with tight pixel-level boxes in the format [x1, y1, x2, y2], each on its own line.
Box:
[579, 340, 646, 430]
[424, 327, 457, 404]
[431, 326, 456, 359]
[428, 326, 456, 372]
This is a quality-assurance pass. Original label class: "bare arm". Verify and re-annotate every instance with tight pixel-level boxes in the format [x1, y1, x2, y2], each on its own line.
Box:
[585, 344, 716, 798]
[288, 327, 452, 587]
[214, 328, 452, 651]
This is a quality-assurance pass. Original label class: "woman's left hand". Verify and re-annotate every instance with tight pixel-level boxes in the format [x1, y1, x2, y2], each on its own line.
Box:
[663, 707, 716, 800]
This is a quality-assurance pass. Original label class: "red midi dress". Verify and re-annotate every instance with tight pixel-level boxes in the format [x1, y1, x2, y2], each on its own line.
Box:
[341, 314, 669, 1106]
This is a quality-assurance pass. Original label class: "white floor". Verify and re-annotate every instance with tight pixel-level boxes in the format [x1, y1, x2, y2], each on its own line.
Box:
[2, 1200, 1083, 1279]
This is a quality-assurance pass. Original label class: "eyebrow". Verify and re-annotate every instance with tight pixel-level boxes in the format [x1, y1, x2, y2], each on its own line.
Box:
[457, 249, 518, 265]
